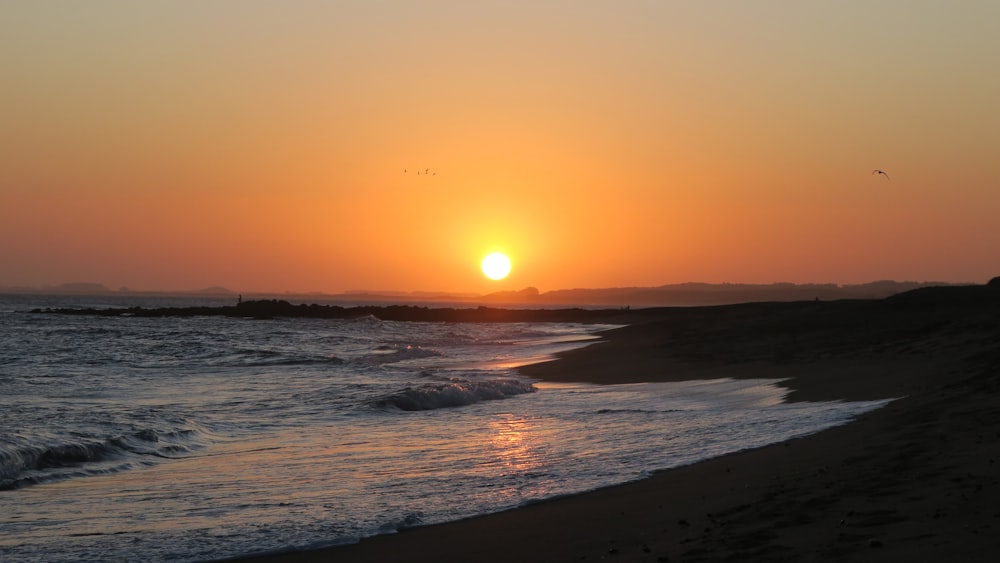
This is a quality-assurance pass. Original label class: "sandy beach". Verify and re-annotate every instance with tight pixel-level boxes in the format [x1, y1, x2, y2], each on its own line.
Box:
[237, 283, 1000, 562]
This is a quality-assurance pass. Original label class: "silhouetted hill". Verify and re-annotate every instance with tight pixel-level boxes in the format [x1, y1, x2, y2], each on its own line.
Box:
[885, 282, 1000, 306]
[482, 281, 952, 306]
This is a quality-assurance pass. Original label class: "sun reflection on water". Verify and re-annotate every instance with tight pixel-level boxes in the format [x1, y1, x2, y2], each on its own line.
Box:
[489, 414, 541, 475]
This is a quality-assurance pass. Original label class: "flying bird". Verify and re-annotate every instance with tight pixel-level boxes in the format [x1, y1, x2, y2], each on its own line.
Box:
[872, 169, 891, 180]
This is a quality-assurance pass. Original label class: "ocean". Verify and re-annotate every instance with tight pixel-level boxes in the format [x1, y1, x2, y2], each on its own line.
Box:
[0, 294, 889, 562]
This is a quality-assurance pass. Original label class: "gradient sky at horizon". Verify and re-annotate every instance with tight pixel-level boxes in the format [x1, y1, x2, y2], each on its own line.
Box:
[3, 1, 998, 294]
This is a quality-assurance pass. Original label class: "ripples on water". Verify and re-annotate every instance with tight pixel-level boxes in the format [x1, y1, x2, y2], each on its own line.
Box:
[0, 295, 890, 562]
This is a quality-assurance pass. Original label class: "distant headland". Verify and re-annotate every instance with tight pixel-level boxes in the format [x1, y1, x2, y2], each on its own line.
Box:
[3, 279, 976, 307]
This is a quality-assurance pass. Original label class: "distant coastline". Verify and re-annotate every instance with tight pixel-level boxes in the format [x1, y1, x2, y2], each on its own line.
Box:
[4, 279, 964, 308]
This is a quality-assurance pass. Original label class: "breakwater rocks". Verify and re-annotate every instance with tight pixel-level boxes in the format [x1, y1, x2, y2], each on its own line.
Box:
[31, 299, 641, 324]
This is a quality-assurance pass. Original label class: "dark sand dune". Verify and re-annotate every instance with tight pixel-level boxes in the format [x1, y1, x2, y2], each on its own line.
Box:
[230, 282, 1000, 561]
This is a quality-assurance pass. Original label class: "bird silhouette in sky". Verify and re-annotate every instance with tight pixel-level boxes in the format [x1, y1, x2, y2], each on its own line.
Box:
[872, 169, 891, 180]
[405, 167, 436, 176]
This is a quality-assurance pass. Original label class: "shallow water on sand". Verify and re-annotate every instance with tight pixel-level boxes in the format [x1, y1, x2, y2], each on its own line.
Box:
[0, 294, 889, 562]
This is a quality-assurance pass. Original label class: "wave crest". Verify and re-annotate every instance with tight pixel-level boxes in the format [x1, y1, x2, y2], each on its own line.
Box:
[0, 426, 208, 490]
[373, 377, 536, 411]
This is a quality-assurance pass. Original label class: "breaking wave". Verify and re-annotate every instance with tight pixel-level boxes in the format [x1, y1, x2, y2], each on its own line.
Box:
[0, 425, 209, 490]
[372, 377, 536, 411]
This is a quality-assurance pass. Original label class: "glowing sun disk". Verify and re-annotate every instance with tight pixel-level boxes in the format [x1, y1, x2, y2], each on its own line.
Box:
[481, 253, 512, 280]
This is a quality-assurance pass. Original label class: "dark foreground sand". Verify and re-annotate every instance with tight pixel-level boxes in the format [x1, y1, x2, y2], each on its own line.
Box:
[236, 284, 1000, 562]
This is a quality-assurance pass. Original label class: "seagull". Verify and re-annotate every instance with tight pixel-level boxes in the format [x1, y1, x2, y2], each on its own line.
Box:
[872, 169, 891, 180]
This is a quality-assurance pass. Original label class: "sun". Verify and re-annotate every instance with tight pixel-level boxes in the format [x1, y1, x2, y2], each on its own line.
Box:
[481, 252, 512, 281]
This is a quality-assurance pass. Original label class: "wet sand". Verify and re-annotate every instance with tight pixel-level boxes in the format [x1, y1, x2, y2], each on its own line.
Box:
[236, 284, 1000, 562]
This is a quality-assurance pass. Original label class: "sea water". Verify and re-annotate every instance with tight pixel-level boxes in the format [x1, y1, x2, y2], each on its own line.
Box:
[0, 294, 889, 562]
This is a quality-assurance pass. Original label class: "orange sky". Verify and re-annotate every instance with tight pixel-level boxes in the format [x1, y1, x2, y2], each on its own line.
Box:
[2, 2, 999, 294]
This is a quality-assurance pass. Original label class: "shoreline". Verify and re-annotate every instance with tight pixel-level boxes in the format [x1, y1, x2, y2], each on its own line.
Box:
[234, 285, 1000, 562]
